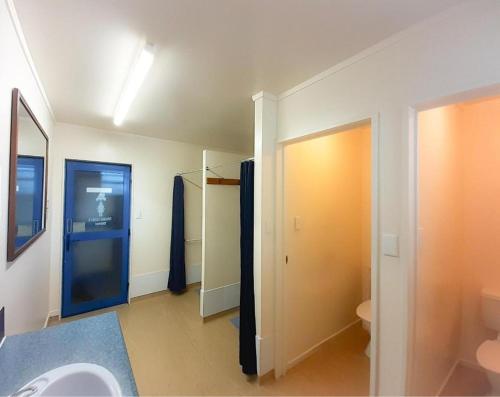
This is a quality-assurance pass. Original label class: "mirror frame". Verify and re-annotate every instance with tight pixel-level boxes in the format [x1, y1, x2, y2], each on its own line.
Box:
[7, 88, 49, 261]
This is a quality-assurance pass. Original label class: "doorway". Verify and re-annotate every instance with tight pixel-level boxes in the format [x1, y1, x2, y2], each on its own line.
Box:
[62, 160, 131, 317]
[280, 121, 376, 394]
[408, 95, 500, 396]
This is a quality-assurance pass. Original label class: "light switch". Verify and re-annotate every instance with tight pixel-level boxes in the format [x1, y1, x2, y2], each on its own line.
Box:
[136, 209, 143, 219]
[382, 233, 399, 257]
[294, 216, 303, 231]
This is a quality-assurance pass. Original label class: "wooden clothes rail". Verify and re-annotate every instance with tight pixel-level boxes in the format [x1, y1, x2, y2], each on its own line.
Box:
[207, 177, 240, 185]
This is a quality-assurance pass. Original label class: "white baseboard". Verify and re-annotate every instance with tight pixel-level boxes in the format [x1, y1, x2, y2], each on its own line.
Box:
[129, 270, 168, 298]
[459, 358, 483, 371]
[130, 264, 202, 299]
[49, 266, 201, 312]
[436, 359, 459, 397]
[288, 319, 360, 369]
[48, 309, 60, 318]
[45, 310, 61, 327]
[43, 313, 50, 329]
[186, 263, 202, 284]
[256, 334, 274, 376]
[201, 282, 240, 317]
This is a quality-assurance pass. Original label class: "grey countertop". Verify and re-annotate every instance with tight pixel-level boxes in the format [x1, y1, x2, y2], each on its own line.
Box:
[0, 312, 138, 396]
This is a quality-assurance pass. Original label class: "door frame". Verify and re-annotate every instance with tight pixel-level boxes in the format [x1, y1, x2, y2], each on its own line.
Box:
[274, 113, 380, 395]
[61, 159, 132, 317]
[404, 85, 500, 394]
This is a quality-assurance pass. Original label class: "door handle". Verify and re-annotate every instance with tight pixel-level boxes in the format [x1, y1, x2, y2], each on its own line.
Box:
[65, 218, 72, 252]
[66, 218, 72, 233]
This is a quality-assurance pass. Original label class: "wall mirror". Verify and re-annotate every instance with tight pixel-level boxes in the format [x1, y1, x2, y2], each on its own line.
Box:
[7, 88, 49, 261]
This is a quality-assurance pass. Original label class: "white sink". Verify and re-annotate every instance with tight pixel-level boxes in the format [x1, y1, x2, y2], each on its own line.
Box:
[11, 363, 122, 397]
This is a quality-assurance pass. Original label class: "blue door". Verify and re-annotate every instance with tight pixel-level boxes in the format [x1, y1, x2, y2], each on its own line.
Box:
[62, 160, 131, 317]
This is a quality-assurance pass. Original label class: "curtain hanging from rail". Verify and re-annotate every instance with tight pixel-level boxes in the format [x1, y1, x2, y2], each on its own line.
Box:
[168, 175, 186, 293]
[239, 160, 257, 375]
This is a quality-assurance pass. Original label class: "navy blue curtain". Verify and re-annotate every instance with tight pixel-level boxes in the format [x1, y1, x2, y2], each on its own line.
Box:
[168, 176, 186, 293]
[239, 160, 257, 375]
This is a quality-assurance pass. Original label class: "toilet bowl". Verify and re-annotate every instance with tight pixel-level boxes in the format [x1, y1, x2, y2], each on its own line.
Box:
[477, 288, 500, 395]
[477, 340, 500, 395]
[356, 299, 371, 357]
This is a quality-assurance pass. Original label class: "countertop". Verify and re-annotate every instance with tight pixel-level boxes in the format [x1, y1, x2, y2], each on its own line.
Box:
[0, 312, 137, 396]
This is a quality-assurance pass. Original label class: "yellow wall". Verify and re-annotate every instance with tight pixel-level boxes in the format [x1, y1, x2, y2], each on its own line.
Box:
[284, 124, 371, 364]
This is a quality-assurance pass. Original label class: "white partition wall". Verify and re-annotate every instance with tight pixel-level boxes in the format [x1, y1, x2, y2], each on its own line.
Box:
[200, 150, 249, 317]
[252, 92, 278, 376]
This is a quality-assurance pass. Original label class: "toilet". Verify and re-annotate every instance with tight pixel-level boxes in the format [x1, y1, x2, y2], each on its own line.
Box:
[477, 288, 500, 395]
[356, 299, 371, 357]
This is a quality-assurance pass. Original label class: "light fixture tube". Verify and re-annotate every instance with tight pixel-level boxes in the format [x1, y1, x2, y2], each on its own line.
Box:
[113, 43, 155, 126]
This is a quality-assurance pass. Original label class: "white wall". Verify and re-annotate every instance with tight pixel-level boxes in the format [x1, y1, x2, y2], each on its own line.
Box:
[259, 1, 500, 394]
[49, 123, 205, 314]
[201, 150, 248, 317]
[0, 0, 54, 335]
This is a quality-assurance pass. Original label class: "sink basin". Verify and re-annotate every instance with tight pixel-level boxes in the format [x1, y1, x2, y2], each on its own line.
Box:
[11, 363, 122, 397]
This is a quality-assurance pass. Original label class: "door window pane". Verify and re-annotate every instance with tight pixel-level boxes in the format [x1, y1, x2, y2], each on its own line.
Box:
[70, 238, 123, 304]
[72, 170, 124, 232]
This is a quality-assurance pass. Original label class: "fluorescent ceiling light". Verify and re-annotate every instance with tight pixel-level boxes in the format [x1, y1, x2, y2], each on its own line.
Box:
[113, 43, 155, 126]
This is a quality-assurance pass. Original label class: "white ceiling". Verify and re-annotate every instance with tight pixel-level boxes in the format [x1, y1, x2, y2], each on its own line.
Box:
[14, 0, 463, 151]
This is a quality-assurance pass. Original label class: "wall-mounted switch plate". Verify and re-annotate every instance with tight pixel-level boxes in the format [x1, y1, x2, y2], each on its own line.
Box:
[294, 216, 303, 231]
[382, 233, 399, 257]
[136, 209, 143, 219]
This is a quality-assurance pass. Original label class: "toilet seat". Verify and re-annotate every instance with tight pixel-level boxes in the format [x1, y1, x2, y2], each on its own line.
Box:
[477, 340, 500, 373]
[356, 300, 371, 323]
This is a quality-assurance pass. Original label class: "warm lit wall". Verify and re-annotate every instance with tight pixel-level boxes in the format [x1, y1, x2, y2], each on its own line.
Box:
[49, 123, 205, 314]
[201, 150, 249, 317]
[0, 0, 54, 335]
[284, 125, 370, 365]
[414, 97, 500, 392]
[460, 97, 500, 364]
[413, 105, 464, 396]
